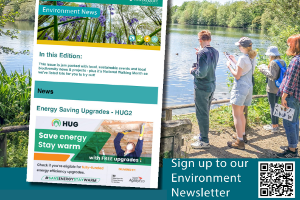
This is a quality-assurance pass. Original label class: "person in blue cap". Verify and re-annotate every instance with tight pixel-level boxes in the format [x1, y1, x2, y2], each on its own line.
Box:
[114, 123, 145, 158]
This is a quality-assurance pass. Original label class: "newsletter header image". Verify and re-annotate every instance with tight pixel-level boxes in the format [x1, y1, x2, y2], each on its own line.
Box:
[37, 1, 163, 50]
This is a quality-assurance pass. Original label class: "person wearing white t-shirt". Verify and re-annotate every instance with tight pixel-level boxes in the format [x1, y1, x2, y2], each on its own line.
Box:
[226, 37, 257, 150]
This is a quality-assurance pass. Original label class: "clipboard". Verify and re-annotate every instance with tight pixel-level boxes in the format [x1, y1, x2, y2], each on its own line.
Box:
[257, 64, 268, 71]
[273, 103, 295, 121]
[224, 52, 236, 70]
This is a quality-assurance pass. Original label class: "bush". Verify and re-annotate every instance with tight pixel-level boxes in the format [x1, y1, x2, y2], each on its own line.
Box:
[0, 63, 31, 167]
[0, 63, 31, 125]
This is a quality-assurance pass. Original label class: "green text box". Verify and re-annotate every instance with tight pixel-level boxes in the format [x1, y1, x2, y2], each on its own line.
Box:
[34, 81, 158, 104]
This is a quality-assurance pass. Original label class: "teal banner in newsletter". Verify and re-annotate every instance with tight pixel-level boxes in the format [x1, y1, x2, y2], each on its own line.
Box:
[163, 158, 298, 199]
[39, 5, 100, 18]
[41, 0, 163, 7]
[34, 81, 158, 104]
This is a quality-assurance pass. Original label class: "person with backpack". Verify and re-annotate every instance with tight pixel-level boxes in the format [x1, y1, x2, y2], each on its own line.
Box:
[276, 34, 300, 158]
[259, 46, 286, 133]
[226, 37, 257, 150]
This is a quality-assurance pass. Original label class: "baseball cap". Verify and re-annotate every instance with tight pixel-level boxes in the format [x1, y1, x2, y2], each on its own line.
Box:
[235, 37, 252, 47]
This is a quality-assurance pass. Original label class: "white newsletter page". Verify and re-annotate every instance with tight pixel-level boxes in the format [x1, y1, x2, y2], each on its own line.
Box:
[27, 0, 167, 188]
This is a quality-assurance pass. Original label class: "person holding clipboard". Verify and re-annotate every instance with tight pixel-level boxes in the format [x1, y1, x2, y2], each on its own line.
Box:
[226, 37, 257, 150]
[276, 34, 300, 158]
[258, 46, 285, 133]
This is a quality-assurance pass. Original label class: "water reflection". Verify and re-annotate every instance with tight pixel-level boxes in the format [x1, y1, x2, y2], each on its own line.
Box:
[0, 21, 35, 74]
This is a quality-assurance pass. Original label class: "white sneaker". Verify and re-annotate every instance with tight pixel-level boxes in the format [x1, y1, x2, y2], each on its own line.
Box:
[192, 135, 200, 141]
[263, 124, 280, 133]
[191, 140, 210, 149]
[263, 124, 273, 130]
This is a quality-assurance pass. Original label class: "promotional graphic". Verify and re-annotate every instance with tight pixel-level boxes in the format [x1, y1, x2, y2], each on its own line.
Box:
[26, 0, 168, 188]
[32, 117, 152, 187]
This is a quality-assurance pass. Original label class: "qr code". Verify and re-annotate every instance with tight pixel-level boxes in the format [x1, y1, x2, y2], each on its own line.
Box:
[259, 162, 295, 198]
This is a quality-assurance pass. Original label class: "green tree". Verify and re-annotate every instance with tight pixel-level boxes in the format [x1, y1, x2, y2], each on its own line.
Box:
[217, 3, 230, 27]
[0, 3, 29, 55]
[228, 2, 253, 28]
[201, 3, 217, 25]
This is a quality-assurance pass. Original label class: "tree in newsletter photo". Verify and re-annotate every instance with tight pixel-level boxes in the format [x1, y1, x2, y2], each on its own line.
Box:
[161, 0, 300, 159]
[37, 1, 162, 46]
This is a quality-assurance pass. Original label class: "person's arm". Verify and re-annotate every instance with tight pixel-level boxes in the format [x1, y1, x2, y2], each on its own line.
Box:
[260, 61, 279, 80]
[134, 138, 143, 158]
[282, 58, 299, 96]
[114, 132, 125, 156]
[227, 61, 243, 80]
[191, 51, 209, 78]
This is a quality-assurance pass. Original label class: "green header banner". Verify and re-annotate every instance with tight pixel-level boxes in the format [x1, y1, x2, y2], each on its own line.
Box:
[39, 5, 100, 17]
[41, 0, 163, 7]
[34, 81, 158, 104]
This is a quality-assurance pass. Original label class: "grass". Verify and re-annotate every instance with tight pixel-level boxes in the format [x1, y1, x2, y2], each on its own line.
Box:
[173, 98, 273, 133]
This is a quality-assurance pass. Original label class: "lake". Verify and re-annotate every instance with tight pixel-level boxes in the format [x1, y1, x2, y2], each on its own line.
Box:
[164, 24, 270, 114]
[0, 22, 270, 115]
[0, 21, 35, 73]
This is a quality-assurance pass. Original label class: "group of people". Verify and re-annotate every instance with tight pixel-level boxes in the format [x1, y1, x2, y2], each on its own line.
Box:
[190, 30, 300, 158]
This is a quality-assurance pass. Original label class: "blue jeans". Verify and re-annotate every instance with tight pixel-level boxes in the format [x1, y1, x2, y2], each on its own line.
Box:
[283, 96, 300, 148]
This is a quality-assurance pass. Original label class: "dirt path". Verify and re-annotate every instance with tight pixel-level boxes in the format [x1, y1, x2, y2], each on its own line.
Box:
[181, 124, 291, 158]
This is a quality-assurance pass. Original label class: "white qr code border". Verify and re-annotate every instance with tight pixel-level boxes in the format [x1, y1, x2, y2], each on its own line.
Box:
[258, 161, 295, 198]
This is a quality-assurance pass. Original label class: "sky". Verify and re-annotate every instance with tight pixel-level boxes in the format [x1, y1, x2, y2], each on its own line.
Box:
[170, 0, 242, 6]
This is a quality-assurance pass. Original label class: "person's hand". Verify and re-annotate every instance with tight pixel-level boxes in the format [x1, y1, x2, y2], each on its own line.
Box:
[281, 93, 289, 109]
[139, 123, 145, 139]
[281, 98, 289, 109]
[229, 55, 236, 62]
[227, 61, 231, 68]
[190, 67, 196, 74]
[195, 48, 199, 55]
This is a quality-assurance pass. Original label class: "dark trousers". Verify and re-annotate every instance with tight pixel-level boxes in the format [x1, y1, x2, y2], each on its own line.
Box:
[194, 89, 214, 143]
[268, 92, 279, 125]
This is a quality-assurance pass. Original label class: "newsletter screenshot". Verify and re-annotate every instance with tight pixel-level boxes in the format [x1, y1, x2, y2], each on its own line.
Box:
[26, 0, 168, 188]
